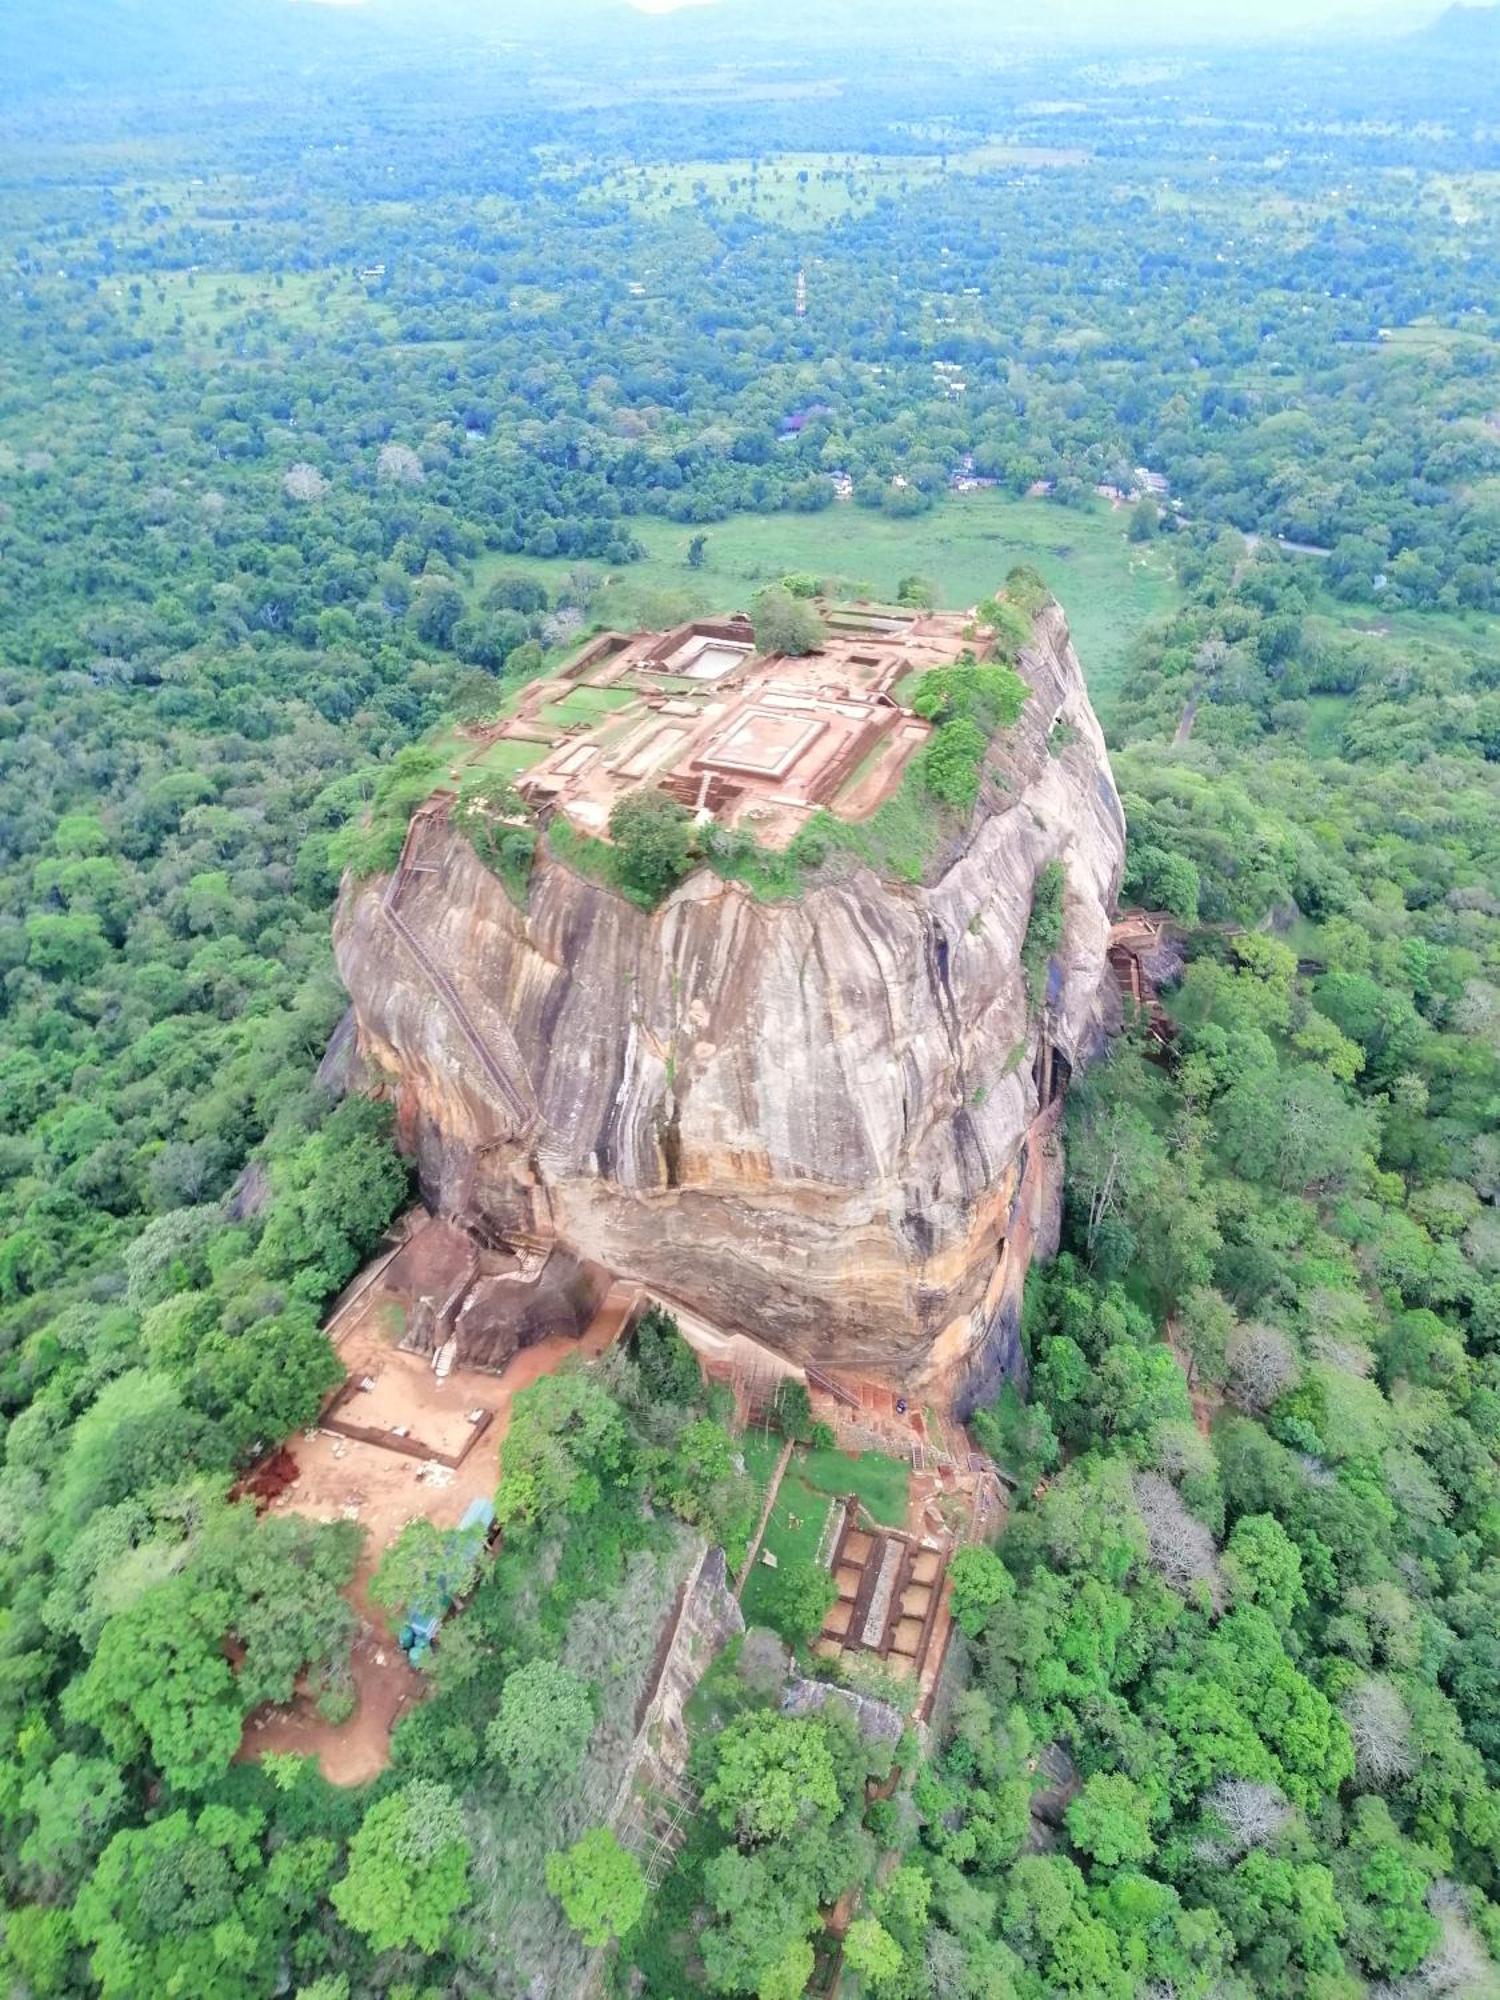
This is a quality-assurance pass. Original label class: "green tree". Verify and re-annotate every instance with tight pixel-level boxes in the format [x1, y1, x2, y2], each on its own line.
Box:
[331, 1780, 471, 1954]
[947, 1544, 1015, 1638]
[703, 1710, 841, 1846]
[54, 1369, 219, 1530]
[843, 1916, 903, 1989]
[545, 1825, 647, 1947]
[26, 911, 109, 981]
[411, 576, 466, 648]
[607, 788, 694, 902]
[910, 659, 1027, 734]
[187, 1304, 343, 1461]
[1338, 1795, 1439, 1977]
[19, 1753, 128, 1885]
[254, 1099, 409, 1296]
[751, 584, 825, 656]
[631, 1304, 703, 1404]
[74, 1805, 333, 2000]
[63, 1576, 242, 1793]
[195, 1506, 361, 1708]
[699, 1846, 827, 1997]
[920, 717, 988, 810]
[0, 1905, 75, 1997]
[486, 1658, 595, 1794]
[1066, 1772, 1156, 1867]
[493, 1365, 628, 1527]
[1021, 859, 1067, 1002]
[371, 1516, 487, 1625]
[764, 1557, 838, 1644]
[772, 1378, 814, 1442]
[1000, 1854, 1134, 1998]
[1176, 1284, 1233, 1389]
[1223, 1514, 1307, 1628]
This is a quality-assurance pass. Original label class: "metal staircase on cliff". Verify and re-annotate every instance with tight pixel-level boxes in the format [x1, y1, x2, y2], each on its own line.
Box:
[378, 795, 534, 1130]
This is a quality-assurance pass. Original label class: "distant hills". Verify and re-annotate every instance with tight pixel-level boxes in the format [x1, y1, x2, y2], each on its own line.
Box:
[1420, 0, 1500, 37]
[8, 0, 1478, 103]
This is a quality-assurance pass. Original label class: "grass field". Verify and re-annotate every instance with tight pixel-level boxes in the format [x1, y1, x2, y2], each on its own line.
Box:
[466, 738, 550, 777]
[97, 267, 385, 342]
[1375, 319, 1495, 356]
[470, 493, 1178, 718]
[738, 1440, 910, 1628]
[592, 153, 948, 225]
[535, 686, 639, 727]
[1295, 593, 1500, 760]
[591, 147, 1088, 226]
[1303, 694, 1354, 760]
[739, 1429, 787, 1493]
[799, 1443, 910, 1526]
[739, 1483, 829, 1627]
[1313, 591, 1500, 655]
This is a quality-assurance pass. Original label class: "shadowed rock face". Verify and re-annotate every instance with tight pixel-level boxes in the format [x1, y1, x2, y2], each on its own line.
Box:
[334, 605, 1124, 1408]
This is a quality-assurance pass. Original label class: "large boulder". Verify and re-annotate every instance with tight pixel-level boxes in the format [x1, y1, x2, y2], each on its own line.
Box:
[334, 604, 1124, 1410]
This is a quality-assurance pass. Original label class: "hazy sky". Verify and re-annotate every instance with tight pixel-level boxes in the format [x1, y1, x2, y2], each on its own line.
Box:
[614, 0, 1439, 23]
[296, 0, 1448, 24]
[278, 0, 1461, 43]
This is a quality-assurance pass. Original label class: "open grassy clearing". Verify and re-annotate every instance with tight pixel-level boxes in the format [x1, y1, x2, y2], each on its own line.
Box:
[738, 1441, 910, 1628]
[593, 153, 943, 223]
[470, 492, 1178, 717]
[1375, 318, 1496, 355]
[466, 737, 550, 778]
[1420, 171, 1500, 223]
[800, 1442, 911, 1526]
[97, 265, 385, 339]
[1303, 693, 1355, 760]
[1294, 592, 1500, 759]
[535, 684, 639, 726]
[739, 1428, 787, 1492]
[592, 143, 1088, 224]
[1312, 591, 1500, 655]
[738, 1479, 829, 1628]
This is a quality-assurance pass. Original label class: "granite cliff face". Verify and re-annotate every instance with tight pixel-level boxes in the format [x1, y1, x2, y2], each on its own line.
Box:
[334, 604, 1125, 1412]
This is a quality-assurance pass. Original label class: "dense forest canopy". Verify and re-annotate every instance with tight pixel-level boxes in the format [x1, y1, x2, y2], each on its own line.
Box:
[1, 4, 1499, 1996]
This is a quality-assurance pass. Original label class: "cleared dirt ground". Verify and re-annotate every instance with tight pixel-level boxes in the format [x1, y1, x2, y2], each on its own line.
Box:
[241, 1284, 633, 1784]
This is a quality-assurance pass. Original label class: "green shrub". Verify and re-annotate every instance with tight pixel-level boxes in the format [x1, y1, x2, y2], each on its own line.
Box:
[1021, 859, 1066, 1005]
[1004, 564, 1051, 618]
[772, 1379, 814, 1442]
[452, 774, 536, 905]
[765, 1559, 838, 1645]
[920, 718, 988, 810]
[910, 659, 1027, 736]
[633, 1305, 703, 1405]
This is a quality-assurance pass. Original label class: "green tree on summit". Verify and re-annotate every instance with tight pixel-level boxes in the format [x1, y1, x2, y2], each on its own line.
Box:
[608, 788, 695, 902]
[751, 584, 825, 657]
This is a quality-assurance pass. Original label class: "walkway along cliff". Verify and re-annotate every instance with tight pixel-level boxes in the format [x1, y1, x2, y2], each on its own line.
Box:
[333, 599, 1127, 1416]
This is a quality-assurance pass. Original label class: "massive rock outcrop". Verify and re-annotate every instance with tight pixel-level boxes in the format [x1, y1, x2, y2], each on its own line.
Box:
[334, 604, 1125, 1412]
